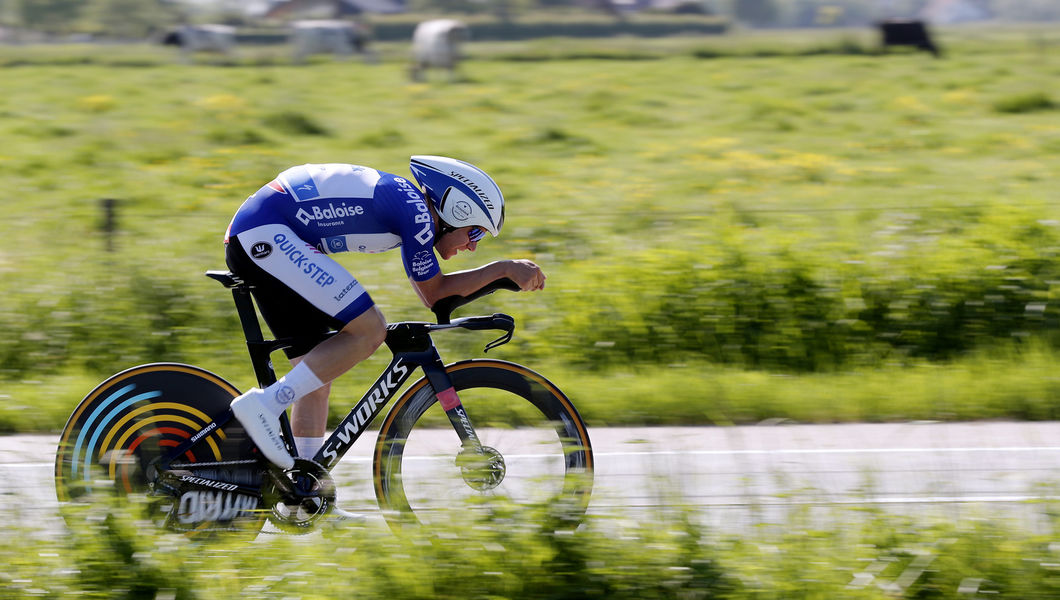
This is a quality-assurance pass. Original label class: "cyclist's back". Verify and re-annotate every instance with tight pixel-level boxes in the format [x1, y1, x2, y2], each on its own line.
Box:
[226, 163, 439, 279]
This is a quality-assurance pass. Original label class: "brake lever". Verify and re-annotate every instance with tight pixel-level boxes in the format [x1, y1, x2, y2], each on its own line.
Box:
[484, 313, 515, 353]
[484, 329, 513, 353]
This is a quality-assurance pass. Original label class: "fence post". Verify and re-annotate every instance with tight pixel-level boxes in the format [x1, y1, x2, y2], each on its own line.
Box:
[100, 198, 118, 252]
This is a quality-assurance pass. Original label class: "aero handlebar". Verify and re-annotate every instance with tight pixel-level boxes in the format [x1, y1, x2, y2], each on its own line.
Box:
[430, 278, 521, 325]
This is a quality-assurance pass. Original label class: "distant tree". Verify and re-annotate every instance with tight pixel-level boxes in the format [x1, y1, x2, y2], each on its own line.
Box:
[734, 0, 778, 25]
[11, 0, 84, 33]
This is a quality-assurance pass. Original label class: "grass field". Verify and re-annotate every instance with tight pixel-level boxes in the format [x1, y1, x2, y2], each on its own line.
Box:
[1, 26, 1059, 431]
[2, 26, 1060, 598]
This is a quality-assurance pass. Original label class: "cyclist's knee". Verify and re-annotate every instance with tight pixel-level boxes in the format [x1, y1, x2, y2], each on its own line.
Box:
[342, 306, 387, 351]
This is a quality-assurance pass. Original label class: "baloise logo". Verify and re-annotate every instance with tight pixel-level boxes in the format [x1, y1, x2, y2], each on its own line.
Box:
[251, 242, 272, 259]
[295, 202, 365, 226]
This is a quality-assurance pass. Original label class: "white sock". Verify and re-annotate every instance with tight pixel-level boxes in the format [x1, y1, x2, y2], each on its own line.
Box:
[294, 436, 325, 459]
[260, 361, 325, 417]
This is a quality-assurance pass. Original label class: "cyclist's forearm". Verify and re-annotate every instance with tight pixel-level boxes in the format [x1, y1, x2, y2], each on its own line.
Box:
[438, 261, 512, 297]
[413, 261, 516, 307]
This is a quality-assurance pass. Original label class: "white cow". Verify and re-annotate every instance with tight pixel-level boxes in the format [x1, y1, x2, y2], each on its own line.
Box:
[410, 19, 468, 82]
[291, 20, 375, 64]
[162, 25, 236, 60]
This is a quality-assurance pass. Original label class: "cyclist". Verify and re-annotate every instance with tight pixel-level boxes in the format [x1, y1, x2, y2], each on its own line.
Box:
[224, 156, 545, 471]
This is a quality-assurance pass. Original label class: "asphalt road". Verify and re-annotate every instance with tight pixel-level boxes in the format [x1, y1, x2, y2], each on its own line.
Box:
[5, 421, 1059, 533]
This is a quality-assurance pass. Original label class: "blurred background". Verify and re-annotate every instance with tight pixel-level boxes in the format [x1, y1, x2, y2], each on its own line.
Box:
[1, 1, 1060, 597]
[1, 0, 1059, 431]
[3, 0, 1060, 36]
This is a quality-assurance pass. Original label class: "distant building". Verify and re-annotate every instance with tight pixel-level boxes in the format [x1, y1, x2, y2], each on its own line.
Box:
[920, 0, 991, 24]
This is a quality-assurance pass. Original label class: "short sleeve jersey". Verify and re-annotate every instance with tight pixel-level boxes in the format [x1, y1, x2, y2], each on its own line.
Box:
[226, 163, 440, 281]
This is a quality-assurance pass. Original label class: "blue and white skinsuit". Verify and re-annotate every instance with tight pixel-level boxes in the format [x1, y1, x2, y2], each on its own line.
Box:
[225, 163, 440, 326]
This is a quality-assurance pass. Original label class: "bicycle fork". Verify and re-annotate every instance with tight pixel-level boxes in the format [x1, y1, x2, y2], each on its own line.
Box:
[422, 358, 506, 491]
[421, 358, 483, 452]
[384, 322, 487, 455]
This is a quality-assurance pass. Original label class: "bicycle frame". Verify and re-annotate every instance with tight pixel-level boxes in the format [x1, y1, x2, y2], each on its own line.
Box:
[312, 322, 476, 470]
[155, 272, 512, 476]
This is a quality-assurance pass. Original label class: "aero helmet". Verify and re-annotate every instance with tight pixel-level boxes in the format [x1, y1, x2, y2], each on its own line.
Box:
[409, 155, 505, 237]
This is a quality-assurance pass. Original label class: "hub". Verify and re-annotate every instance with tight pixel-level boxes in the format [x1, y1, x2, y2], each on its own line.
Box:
[457, 446, 505, 492]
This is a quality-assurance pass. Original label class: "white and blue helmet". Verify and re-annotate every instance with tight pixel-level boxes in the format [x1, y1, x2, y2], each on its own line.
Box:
[409, 155, 505, 237]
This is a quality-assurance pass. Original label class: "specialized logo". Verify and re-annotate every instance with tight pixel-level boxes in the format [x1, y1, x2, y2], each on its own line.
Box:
[179, 474, 238, 492]
[251, 242, 272, 259]
[285, 170, 320, 202]
[455, 408, 478, 443]
[295, 202, 364, 226]
[449, 170, 495, 210]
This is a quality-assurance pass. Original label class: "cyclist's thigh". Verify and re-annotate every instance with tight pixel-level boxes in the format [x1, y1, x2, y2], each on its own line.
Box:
[228, 225, 374, 357]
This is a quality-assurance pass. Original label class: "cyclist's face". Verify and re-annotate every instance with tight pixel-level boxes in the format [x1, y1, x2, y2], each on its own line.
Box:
[436, 226, 481, 260]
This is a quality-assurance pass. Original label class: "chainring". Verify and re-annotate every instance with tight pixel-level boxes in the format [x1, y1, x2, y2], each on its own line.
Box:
[262, 458, 336, 533]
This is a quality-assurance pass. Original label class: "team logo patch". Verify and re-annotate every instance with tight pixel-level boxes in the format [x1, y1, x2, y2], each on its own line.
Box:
[452, 200, 473, 221]
[327, 236, 348, 252]
[275, 386, 296, 406]
[411, 250, 435, 278]
[250, 242, 272, 259]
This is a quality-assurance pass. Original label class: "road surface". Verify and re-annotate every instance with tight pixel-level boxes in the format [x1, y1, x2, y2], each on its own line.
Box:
[4, 421, 1058, 533]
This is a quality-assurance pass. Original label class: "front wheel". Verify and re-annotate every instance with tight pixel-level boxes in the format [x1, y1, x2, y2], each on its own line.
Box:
[374, 360, 593, 529]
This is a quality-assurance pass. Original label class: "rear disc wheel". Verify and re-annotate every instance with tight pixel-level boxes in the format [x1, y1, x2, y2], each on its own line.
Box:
[54, 363, 266, 538]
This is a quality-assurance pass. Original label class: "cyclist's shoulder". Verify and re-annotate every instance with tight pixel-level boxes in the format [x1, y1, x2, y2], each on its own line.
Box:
[274, 163, 377, 196]
[274, 164, 420, 202]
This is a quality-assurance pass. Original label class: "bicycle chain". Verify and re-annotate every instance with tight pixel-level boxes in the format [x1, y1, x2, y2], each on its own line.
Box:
[169, 459, 259, 468]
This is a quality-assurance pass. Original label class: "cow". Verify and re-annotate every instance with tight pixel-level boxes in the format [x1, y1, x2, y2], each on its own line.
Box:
[291, 20, 375, 64]
[410, 19, 469, 82]
[162, 24, 237, 60]
[877, 19, 941, 57]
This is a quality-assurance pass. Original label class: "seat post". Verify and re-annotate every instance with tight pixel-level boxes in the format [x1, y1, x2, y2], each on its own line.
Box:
[206, 270, 279, 388]
[231, 285, 265, 344]
[206, 270, 294, 453]
[230, 287, 281, 388]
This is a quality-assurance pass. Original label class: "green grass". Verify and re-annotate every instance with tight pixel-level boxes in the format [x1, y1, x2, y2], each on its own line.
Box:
[1, 27, 1060, 431]
[9, 492, 1060, 599]
[5, 343, 1060, 433]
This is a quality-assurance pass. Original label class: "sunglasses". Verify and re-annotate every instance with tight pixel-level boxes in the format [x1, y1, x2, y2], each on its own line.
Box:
[468, 226, 486, 243]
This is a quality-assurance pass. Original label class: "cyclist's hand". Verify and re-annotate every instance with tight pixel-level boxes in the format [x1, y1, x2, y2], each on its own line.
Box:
[507, 259, 546, 291]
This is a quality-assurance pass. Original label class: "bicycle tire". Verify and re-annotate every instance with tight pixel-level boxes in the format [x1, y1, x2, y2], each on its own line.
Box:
[374, 359, 593, 529]
[55, 363, 266, 536]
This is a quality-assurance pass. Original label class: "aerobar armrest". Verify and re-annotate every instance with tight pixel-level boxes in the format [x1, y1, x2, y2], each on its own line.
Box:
[431, 278, 520, 324]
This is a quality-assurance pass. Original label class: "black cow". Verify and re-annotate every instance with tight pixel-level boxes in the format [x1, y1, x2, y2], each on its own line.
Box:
[877, 20, 941, 57]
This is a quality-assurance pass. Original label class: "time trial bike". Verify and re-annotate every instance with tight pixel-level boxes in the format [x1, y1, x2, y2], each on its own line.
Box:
[55, 271, 593, 537]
